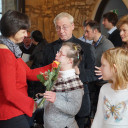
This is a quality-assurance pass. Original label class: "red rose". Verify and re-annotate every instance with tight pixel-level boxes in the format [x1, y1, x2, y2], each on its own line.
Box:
[52, 61, 60, 68]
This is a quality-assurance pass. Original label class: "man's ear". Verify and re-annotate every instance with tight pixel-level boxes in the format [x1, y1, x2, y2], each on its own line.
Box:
[72, 23, 75, 30]
[93, 28, 97, 34]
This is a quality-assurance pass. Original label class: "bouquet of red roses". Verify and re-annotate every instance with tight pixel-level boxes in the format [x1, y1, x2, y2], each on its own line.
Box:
[37, 61, 60, 108]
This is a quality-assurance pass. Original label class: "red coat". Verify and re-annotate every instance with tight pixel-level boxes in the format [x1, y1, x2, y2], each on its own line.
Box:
[0, 49, 52, 120]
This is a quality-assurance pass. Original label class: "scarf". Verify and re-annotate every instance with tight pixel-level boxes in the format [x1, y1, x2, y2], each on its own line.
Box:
[51, 75, 84, 92]
[0, 36, 22, 58]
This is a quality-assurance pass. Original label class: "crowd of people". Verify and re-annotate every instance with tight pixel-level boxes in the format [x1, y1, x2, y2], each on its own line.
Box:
[0, 9, 128, 128]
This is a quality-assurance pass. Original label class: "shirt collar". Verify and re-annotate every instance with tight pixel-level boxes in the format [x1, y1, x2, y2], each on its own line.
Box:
[94, 35, 102, 47]
[108, 26, 117, 34]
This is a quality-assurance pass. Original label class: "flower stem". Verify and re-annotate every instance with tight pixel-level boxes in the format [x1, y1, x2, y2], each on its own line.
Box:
[37, 97, 45, 108]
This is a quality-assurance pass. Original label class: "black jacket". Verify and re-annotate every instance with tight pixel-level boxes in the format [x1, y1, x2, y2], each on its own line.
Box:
[108, 29, 123, 47]
[40, 35, 97, 83]
[34, 35, 98, 117]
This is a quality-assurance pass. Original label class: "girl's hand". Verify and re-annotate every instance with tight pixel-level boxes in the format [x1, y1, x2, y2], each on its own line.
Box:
[43, 91, 56, 103]
[95, 66, 103, 80]
[74, 66, 80, 75]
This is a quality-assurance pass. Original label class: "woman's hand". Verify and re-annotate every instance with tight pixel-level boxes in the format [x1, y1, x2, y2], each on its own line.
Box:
[95, 66, 103, 80]
[43, 91, 56, 103]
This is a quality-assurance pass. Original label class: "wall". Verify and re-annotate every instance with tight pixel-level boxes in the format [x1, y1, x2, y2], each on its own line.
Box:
[25, 0, 100, 42]
[2, 0, 25, 14]
[2, 0, 128, 42]
[100, 0, 128, 36]
[2, 0, 15, 13]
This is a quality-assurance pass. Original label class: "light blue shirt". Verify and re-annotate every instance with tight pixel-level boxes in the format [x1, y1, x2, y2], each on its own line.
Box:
[108, 26, 117, 34]
[79, 35, 93, 45]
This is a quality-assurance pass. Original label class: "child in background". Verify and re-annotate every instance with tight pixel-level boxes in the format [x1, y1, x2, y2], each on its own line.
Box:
[91, 47, 128, 128]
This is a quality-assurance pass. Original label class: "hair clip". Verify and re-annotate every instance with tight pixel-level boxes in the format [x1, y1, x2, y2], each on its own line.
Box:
[74, 46, 77, 51]
[77, 53, 79, 59]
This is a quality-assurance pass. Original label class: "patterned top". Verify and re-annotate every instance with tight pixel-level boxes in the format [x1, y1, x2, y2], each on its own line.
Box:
[52, 75, 83, 92]
[91, 83, 128, 128]
[44, 69, 84, 128]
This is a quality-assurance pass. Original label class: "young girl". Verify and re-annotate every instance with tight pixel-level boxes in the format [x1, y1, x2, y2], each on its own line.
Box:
[91, 47, 128, 128]
[38, 42, 84, 128]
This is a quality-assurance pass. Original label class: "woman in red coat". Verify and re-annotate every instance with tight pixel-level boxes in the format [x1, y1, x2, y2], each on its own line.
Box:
[0, 10, 51, 128]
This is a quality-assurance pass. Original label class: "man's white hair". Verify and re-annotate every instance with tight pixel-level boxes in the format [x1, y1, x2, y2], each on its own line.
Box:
[53, 12, 74, 26]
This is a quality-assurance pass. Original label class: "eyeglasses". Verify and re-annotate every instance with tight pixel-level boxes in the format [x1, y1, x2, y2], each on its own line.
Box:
[55, 25, 70, 31]
[57, 51, 66, 57]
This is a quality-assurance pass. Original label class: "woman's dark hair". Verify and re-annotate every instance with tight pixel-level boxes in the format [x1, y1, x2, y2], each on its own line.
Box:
[31, 30, 44, 42]
[0, 10, 30, 37]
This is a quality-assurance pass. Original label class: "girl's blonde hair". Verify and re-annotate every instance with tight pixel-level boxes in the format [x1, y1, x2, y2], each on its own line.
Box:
[62, 42, 82, 67]
[102, 47, 128, 90]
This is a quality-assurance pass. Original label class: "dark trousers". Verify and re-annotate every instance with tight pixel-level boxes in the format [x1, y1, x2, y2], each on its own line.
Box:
[0, 115, 30, 128]
[75, 84, 90, 128]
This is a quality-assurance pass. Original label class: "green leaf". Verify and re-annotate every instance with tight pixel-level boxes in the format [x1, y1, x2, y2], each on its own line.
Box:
[37, 63, 61, 91]
[37, 74, 45, 83]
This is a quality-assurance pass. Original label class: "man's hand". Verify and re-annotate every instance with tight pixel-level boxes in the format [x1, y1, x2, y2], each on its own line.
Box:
[95, 66, 103, 80]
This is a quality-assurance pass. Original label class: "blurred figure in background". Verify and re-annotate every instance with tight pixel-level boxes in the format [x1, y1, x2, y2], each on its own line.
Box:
[27, 30, 48, 128]
[30, 30, 48, 69]
[117, 14, 128, 49]
[19, 31, 36, 63]
[95, 14, 128, 79]
[84, 20, 114, 125]
[79, 19, 93, 45]
[20, 31, 35, 55]
[102, 12, 123, 47]
[27, 30, 48, 99]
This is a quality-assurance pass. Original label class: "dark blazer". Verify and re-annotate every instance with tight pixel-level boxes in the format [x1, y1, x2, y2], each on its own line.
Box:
[37, 35, 98, 117]
[30, 39, 48, 69]
[19, 43, 36, 55]
[40, 35, 97, 83]
[108, 29, 123, 47]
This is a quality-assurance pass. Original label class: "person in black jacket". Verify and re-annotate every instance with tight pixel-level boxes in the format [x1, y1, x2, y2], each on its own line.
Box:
[27, 30, 48, 127]
[34, 12, 97, 128]
[102, 12, 123, 47]
[30, 30, 48, 69]
[19, 31, 36, 55]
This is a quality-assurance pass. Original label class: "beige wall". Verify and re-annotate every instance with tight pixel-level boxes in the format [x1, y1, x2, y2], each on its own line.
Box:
[25, 0, 100, 42]
[2, 0, 16, 14]
[2, 0, 128, 42]
[25, 0, 128, 43]
[122, 0, 128, 8]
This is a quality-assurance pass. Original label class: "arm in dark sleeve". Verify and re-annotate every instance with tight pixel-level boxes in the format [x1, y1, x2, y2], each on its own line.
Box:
[79, 43, 98, 83]
[31, 44, 52, 68]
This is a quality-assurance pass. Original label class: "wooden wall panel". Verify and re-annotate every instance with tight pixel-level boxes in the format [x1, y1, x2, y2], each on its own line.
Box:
[25, 0, 99, 43]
